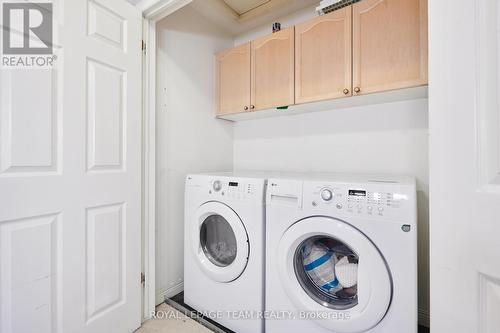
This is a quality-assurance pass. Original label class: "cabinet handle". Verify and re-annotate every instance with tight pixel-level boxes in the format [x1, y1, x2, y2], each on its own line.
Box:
[354, 87, 361, 93]
[250, 105, 255, 109]
[343, 88, 349, 95]
[244, 106, 249, 110]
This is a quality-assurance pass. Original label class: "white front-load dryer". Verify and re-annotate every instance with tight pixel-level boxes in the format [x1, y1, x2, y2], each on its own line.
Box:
[266, 174, 417, 333]
[184, 173, 266, 333]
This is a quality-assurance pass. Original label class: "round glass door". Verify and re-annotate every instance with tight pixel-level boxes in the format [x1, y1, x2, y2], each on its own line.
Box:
[277, 216, 392, 333]
[200, 214, 237, 267]
[294, 236, 359, 310]
[193, 202, 249, 283]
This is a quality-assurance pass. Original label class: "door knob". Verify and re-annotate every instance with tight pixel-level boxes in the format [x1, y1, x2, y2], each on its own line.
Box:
[354, 87, 361, 93]
[244, 106, 249, 110]
[343, 88, 349, 95]
[250, 105, 255, 109]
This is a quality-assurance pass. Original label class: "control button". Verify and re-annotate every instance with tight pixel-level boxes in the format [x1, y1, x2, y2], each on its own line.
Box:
[336, 203, 343, 209]
[312, 201, 318, 207]
[367, 206, 373, 211]
[378, 206, 384, 212]
[320, 189, 333, 201]
[402, 225, 411, 232]
[213, 180, 222, 192]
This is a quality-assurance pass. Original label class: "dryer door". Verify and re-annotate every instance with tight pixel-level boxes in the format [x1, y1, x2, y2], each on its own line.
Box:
[277, 216, 392, 333]
[193, 202, 249, 283]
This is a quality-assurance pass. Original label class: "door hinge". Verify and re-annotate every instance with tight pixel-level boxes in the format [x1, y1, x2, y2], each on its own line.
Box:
[141, 272, 145, 285]
[141, 40, 146, 53]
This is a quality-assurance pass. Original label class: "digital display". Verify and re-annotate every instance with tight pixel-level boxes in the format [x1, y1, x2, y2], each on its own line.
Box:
[349, 189, 366, 197]
[229, 182, 239, 187]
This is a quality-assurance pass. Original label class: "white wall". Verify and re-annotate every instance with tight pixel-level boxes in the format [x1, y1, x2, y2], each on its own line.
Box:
[155, 6, 234, 304]
[233, 100, 430, 324]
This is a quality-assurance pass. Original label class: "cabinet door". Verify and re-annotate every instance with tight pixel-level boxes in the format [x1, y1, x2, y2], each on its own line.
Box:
[352, 0, 428, 95]
[295, 6, 352, 104]
[216, 43, 251, 115]
[251, 27, 295, 111]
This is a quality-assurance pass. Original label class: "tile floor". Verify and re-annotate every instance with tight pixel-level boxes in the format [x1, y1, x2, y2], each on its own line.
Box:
[137, 303, 430, 333]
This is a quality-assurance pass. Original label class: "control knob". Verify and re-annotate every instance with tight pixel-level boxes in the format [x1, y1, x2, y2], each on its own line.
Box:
[213, 180, 222, 192]
[320, 189, 334, 201]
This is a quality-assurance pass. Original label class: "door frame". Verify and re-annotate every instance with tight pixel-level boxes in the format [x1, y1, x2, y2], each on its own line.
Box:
[138, 0, 194, 321]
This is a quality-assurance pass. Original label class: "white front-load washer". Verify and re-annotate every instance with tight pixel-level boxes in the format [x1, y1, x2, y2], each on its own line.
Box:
[184, 173, 266, 333]
[266, 174, 417, 333]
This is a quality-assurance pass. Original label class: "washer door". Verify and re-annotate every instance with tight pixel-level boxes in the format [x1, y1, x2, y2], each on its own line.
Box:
[193, 202, 249, 283]
[277, 216, 392, 333]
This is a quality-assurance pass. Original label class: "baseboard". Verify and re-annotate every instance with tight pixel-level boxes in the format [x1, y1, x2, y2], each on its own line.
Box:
[155, 282, 184, 305]
[418, 307, 430, 328]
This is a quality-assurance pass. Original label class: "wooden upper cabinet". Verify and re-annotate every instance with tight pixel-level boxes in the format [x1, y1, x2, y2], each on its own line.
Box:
[216, 43, 251, 115]
[251, 27, 295, 111]
[215, 2, 429, 117]
[295, 6, 352, 104]
[352, 0, 428, 95]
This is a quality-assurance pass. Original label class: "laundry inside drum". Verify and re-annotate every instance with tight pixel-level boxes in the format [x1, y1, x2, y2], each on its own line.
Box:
[294, 236, 359, 310]
[200, 214, 238, 267]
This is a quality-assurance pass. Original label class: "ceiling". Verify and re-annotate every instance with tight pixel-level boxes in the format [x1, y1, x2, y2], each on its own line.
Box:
[222, 0, 271, 15]
[127, 0, 320, 34]
[190, 0, 318, 35]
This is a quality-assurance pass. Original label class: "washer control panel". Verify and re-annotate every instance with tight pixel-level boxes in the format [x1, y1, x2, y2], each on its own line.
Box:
[304, 181, 415, 221]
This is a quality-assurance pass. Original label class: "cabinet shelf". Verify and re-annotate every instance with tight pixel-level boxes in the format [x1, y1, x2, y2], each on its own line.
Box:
[216, 85, 428, 122]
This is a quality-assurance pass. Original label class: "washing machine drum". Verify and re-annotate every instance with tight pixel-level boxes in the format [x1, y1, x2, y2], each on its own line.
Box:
[277, 216, 392, 333]
[193, 202, 249, 283]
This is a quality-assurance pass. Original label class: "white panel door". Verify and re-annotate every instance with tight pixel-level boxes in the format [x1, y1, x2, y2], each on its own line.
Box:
[0, 0, 143, 332]
[429, 0, 500, 332]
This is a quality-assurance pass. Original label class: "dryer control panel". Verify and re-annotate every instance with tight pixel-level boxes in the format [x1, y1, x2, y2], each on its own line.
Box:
[210, 179, 255, 200]
[186, 174, 266, 204]
[303, 181, 416, 223]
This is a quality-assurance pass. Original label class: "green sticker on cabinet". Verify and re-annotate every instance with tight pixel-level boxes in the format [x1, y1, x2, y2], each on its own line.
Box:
[276, 106, 289, 110]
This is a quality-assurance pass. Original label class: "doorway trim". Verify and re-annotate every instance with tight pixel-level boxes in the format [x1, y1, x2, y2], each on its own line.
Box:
[139, 0, 194, 320]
